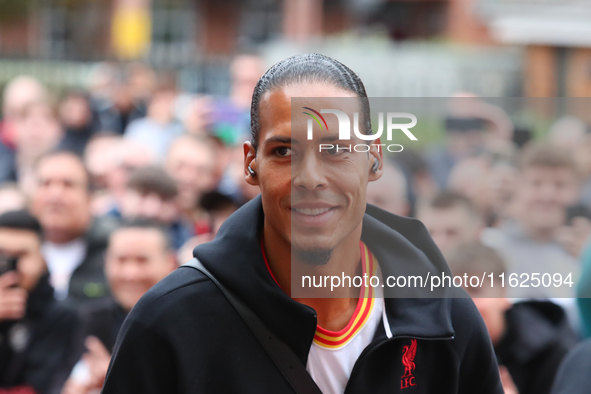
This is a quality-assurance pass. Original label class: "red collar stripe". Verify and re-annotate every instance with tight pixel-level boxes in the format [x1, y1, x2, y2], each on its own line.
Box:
[313, 241, 378, 349]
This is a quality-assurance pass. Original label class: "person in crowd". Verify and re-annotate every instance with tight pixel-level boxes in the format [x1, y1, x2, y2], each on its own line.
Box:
[12, 101, 63, 197]
[176, 191, 239, 264]
[181, 95, 213, 137]
[210, 53, 264, 146]
[482, 142, 586, 301]
[415, 191, 484, 257]
[550, 338, 591, 394]
[547, 116, 588, 151]
[365, 161, 410, 216]
[164, 135, 217, 227]
[119, 166, 192, 250]
[31, 150, 114, 305]
[447, 242, 578, 394]
[391, 149, 439, 215]
[90, 138, 154, 217]
[447, 144, 519, 228]
[124, 86, 183, 160]
[0, 76, 48, 184]
[425, 95, 513, 188]
[573, 134, 591, 209]
[82, 134, 120, 192]
[103, 53, 502, 394]
[0, 210, 80, 393]
[0, 183, 27, 215]
[61, 219, 176, 394]
[57, 91, 100, 156]
[95, 79, 146, 136]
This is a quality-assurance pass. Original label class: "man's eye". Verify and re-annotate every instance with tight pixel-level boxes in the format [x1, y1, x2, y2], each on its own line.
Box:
[274, 147, 292, 157]
[323, 146, 346, 155]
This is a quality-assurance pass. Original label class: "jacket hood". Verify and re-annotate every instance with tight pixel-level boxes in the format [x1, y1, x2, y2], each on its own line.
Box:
[193, 195, 455, 365]
[497, 300, 578, 364]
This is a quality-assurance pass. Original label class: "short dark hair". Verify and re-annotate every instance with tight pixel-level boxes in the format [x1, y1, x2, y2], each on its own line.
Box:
[250, 53, 371, 151]
[110, 218, 172, 251]
[34, 149, 92, 192]
[446, 242, 506, 278]
[127, 166, 178, 200]
[430, 191, 478, 214]
[0, 210, 43, 239]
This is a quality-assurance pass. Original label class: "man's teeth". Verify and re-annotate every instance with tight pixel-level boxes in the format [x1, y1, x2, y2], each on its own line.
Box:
[293, 207, 331, 216]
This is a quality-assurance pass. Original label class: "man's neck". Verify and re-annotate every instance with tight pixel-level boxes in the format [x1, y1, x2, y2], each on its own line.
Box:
[45, 229, 85, 245]
[521, 221, 556, 243]
[263, 220, 363, 331]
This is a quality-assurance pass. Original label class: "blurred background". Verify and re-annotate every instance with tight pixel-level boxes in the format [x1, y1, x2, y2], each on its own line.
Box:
[0, 0, 590, 97]
[3, 1, 591, 393]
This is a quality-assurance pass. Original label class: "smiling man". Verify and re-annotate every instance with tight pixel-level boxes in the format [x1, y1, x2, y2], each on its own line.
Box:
[103, 54, 502, 394]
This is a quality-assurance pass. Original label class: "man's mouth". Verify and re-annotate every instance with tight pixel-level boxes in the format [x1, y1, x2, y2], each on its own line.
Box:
[291, 207, 333, 216]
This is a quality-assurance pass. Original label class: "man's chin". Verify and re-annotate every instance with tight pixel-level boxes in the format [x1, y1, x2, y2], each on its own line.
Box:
[293, 247, 334, 267]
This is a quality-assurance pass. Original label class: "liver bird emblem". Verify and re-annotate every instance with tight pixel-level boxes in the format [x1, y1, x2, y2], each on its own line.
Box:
[401, 339, 417, 378]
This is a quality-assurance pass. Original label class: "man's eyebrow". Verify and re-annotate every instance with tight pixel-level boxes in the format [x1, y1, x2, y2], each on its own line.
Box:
[319, 134, 342, 143]
[264, 136, 299, 144]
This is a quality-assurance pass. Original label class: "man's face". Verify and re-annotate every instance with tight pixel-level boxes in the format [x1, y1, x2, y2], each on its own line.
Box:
[366, 166, 408, 216]
[418, 205, 480, 255]
[516, 166, 579, 233]
[105, 228, 175, 311]
[32, 155, 91, 242]
[0, 228, 45, 292]
[120, 190, 179, 224]
[165, 141, 216, 211]
[245, 84, 382, 261]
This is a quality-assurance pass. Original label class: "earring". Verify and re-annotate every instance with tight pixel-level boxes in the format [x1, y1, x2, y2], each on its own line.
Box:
[248, 164, 256, 177]
[371, 159, 380, 173]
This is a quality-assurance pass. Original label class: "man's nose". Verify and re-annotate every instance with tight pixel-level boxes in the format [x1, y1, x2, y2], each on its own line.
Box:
[292, 152, 327, 191]
[120, 262, 144, 281]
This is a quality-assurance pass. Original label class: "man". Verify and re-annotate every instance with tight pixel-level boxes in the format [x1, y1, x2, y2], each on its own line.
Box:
[103, 54, 502, 393]
[61, 220, 176, 394]
[416, 191, 484, 257]
[118, 166, 193, 250]
[447, 243, 577, 394]
[551, 338, 591, 394]
[0, 210, 79, 393]
[365, 161, 410, 216]
[0, 76, 48, 184]
[482, 142, 583, 300]
[123, 86, 183, 160]
[164, 135, 217, 222]
[31, 151, 114, 305]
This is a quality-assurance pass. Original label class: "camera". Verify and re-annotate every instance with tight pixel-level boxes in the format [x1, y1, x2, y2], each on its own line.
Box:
[0, 253, 18, 276]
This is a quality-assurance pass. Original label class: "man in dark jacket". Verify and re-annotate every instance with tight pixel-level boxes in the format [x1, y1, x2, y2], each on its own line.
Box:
[0, 210, 80, 394]
[61, 219, 177, 393]
[551, 338, 591, 394]
[31, 150, 114, 306]
[103, 54, 502, 393]
[447, 242, 577, 394]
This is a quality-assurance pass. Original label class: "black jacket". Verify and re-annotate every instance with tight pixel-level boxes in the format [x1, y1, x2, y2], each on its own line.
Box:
[78, 297, 128, 353]
[103, 196, 503, 393]
[66, 218, 117, 307]
[551, 338, 591, 394]
[495, 301, 578, 394]
[0, 275, 80, 394]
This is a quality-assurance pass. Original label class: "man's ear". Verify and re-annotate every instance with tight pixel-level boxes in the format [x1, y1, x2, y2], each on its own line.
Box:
[368, 137, 384, 182]
[244, 141, 259, 186]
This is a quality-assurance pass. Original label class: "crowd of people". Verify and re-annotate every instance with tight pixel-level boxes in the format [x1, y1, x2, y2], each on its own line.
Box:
[1, 54, 591, 393]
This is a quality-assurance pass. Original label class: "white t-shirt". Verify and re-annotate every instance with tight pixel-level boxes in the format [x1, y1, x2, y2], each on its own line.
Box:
[306, 242, 391, 394]
[42, 238, 87, 300]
